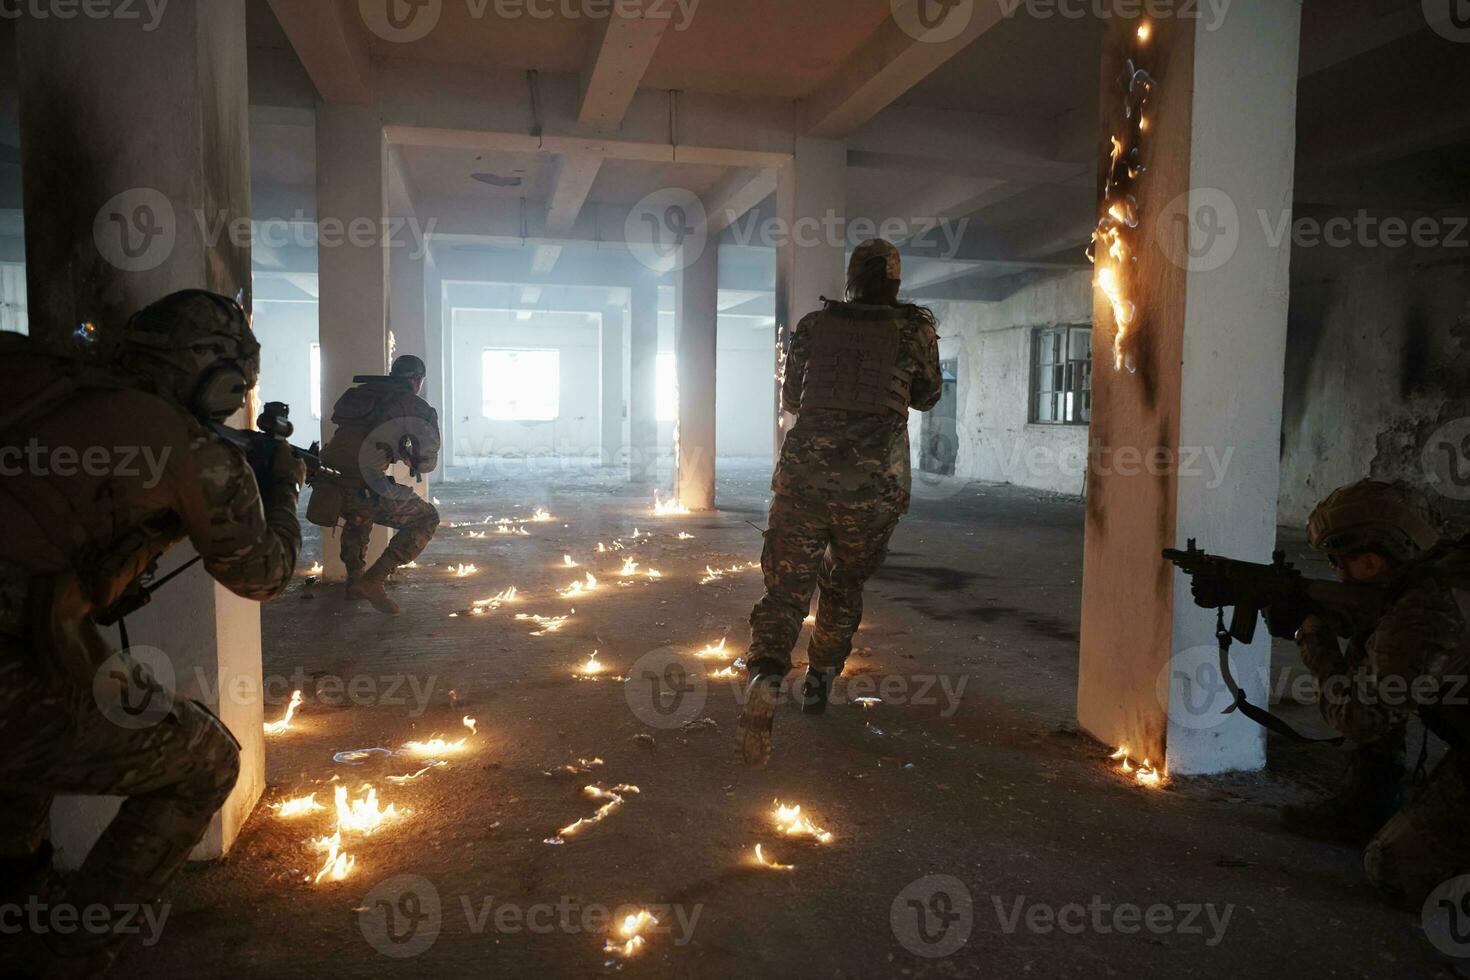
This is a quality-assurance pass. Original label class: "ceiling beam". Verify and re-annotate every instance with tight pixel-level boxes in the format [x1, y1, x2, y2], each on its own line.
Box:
[264, 0, 373, 105]
[578, 0, 673, 130]
[703, 167, 778, 236]
[801, 0, 1009, 139]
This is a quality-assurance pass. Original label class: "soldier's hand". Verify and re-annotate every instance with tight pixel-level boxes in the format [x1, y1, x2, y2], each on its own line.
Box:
[271, 441, 308, 491]
[1189, 573, 1232, 609]
[1264, 596, 1311, 640]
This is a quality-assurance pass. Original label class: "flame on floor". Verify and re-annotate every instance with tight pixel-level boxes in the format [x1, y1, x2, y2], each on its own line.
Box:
[576, 651, 605, 677]
[263, 690, 303, 735]
[402, 735, 469, 757]
[547, 784, 640, 843]
[618, 557, 640, 577]
[604, 909, 658, 958]
[333, 783, 402, 835]
[558, 572, 599, 598]
[313, 830, 354, 884]
[386, 762, 445, 784]
[700, 562, 760, 585]
[271, 793, 325, 818]
[1111, 746, 1166, 788]
[517, 612, 571, 635]
[772, 801, 833, 844]
[307, 563, 324, 576]
[653, 490, 691, 516]
[462, 715, 477, 735]
[708, 665, 740, 679]
[449, 563, 479, 577]
[471, 586, 520, 615]
[677, 532, 695, 541]
[853, 697, 881, 709]
[752, 843, 795, 871]
[531, 507, 553, 523]
[694, 638, 731, 659]
[563, 554, 578, 567]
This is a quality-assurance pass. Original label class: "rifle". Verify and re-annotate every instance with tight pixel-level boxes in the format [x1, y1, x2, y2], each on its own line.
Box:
[351, 377, 425, 481]
[1162, 539, 1386, 744]
[209, 401, 337, 494]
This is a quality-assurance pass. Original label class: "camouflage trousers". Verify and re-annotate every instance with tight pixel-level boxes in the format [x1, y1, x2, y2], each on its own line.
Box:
[1365, 748, 1470, 907]
[339, 484, 440, 580]
[0, 638, 239, 962]
[747, 494, 901, 675]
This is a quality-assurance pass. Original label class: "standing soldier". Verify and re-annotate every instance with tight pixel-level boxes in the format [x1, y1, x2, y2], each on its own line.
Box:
[316, 355, 441, 616]
[1275, 481, 1469, 906]
[0, 290, 304, 976]
[738, 239, 943, 766]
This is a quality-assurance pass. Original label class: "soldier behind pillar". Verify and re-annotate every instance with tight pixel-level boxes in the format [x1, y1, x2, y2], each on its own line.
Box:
[0, 291, 304, 975]
[738, 238, 944, 766]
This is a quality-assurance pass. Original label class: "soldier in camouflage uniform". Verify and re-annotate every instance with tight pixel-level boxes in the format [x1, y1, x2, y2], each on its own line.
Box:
[738, 239, 943, 766]
[1284, 480, 1470, 906]
[317, 355, 441, 616]
[0, 291, 304, 975]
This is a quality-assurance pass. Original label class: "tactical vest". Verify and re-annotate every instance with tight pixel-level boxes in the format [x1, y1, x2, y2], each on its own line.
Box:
[797, 304, 913, 418]
[322, 382, 440, 487]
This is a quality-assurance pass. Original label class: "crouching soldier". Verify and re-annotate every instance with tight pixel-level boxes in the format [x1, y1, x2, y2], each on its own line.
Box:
[1280, 480, 1469, 906]
[315, 355, 441, 615]
[0, 290, 304, 975]
[738, 239, 943, 766]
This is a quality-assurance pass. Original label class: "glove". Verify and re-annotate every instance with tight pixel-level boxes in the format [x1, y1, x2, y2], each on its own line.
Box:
[1189, 573, 1233, 610]
[1263, 595, 1311, 640]
[271, 440, 308, 492]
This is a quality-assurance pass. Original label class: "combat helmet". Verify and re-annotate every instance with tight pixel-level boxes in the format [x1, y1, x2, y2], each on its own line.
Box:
[1307, 479, 1441, 563]
[115, 290, 260, 423]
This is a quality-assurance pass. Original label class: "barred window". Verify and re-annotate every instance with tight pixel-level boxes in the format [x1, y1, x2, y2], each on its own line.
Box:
[1031, 326, 1092, 425]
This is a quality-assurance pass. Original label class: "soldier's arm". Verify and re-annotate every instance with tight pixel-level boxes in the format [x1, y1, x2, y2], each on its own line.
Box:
[908, 319, 943, 412]
[405, 397, 442, 475]
[177, 431, 302, 602]
[781, 314, 819, 416]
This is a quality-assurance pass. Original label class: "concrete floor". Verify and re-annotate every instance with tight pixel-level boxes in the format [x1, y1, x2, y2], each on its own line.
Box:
[112, 460, 1462, 979]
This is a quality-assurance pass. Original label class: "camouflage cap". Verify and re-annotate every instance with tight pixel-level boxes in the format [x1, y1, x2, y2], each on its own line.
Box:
[1307, 479, 1441, 562]
[848, 238, 902, 283]
[117, 290, 260, 419]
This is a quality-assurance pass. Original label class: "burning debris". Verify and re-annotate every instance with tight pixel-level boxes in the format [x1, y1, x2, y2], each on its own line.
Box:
[677, 532, 695, 541]
[694, 638, 732, 660]
[468, 586, 520, 616]
[546, 784, 641, 844]
[1111, 746, 1165, 788]
[700, 562, 760, 585]
[313, 830, 354, 884]
[558, 572, 600, 598]
[449, 563, 479, 578]
[333, 783, 403, 835]
[402, 735, 469, 757]
[575, 650, 605, 678]
[263, 690, 304, 735]
[516, 612, 571, 635]
[652, 490, 691, 516]
[270, 793, 326, 818]
[752, 843, 795, 871]
[771, 801, 833, 844]
[618, 557, 640, 577]
[853, 697, 881, 709]
[563, 554, 579, 567]
[604, 909, 659, 959]
[307, 562, 324, 576]
[531, 507, 553, 523]
[386, 762, 446, 784]
[462, 715, 477, 735]
[707, 665, 740, 679]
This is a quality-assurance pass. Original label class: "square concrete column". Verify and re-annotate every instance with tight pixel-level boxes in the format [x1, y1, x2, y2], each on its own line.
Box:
[1077, 1, 1302, 777]
[600, 304, 627, 466]
[317, 103, 391, 583]
[675, 242, 718, 509]
[424, 259, 451, 476]
[628, 278, 659, 483]
[775, 138, 847, 455]
[16, 0, 262, 861]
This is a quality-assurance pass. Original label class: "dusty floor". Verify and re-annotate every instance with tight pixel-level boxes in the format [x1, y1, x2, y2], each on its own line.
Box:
[112, 460, 1463, 979]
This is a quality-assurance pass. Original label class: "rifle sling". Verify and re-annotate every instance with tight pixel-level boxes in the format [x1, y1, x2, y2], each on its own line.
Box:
[1215, 609, 1346, 746]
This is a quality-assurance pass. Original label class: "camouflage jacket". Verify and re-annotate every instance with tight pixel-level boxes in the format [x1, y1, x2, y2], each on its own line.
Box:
[321, 381, 441, 493]
[0, 336, 301, 614]
[1299, 538, 1470, 747]
[772, 303, 943, 513]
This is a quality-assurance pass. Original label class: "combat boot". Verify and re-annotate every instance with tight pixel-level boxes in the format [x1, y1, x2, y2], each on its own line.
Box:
[1280, 747, 1405, 847]
[799, 668, 837, 716]
[738, 663, 785, 767]
[346, 558, 400, 615]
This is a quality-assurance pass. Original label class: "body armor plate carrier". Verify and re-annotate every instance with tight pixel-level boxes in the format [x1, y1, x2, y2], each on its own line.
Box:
[798, 304, 913, 417]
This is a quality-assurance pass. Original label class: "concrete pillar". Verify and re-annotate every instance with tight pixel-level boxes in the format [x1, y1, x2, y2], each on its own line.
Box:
[1076, 1, 1302, 777]
[600, 304, 626, 466]
[424, 259, 450, 478]
[16, 0, 262, 861]
[316, 103, 390, 583]
[628, 278, 659, 483]
[675, 242, 718, 509]
[775, 138, 847, 455]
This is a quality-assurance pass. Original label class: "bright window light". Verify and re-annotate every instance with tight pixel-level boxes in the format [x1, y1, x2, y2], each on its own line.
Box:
[483, 348, 560, 421]
[309, 343, 322, 419]
[656, 351, 677, 422]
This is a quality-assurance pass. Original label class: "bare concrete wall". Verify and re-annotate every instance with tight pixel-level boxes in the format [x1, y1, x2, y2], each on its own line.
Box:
[929, 270, 1093, 496]
[1279, 206, 1470, 532]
